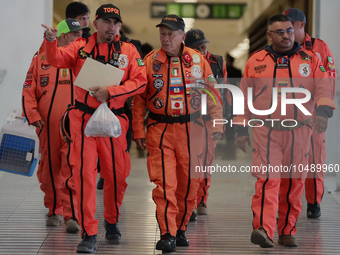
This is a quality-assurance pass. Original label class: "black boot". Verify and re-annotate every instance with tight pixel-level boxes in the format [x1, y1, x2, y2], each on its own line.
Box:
[76, 233, 97, 253]
[104, 220, 121, 244]
[156, 233, 176, 252]
[97, 177, 104, 190]
[176, 229, 189, 246]
[307, 202, 321, 218]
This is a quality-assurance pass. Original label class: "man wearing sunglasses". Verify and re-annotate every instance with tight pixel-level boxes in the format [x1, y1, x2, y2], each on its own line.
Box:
[235, 14, 335, 248]
[285, 8, 337, 219]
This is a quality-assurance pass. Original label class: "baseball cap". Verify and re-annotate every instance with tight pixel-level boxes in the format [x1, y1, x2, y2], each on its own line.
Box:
[284, 8, 306, 23]
[156, 14, 185, 31]
[57, 19, 90, 38]
[185, 29, 209, 48]
[95, 4, 122, 23]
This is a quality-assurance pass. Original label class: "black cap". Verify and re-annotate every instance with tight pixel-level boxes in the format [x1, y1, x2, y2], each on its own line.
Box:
[284, 8, 306, 23]
[66, 2, 90, 19]
[185, 29, 209, 48]
[156, 14, 185, 31]
[95, 4, 122, 23]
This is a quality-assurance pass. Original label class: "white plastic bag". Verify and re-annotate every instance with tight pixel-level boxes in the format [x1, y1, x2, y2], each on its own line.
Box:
[84, 103, 121, 138]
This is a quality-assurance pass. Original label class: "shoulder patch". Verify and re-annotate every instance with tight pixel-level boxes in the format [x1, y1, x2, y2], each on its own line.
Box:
[79, 47, 88, 59]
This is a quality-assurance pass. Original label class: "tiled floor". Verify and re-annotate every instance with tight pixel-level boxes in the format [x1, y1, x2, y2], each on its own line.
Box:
[0, 140, 340, 255]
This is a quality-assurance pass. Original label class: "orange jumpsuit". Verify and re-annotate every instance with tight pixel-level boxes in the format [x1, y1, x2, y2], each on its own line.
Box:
[22, 52, 77, 221]
[197, 52, 227, 207]
[44, 33, 147, 236]
[234, 43, 335, 241]
[132, 46, 223, 237]
[302, 33, 337, 205]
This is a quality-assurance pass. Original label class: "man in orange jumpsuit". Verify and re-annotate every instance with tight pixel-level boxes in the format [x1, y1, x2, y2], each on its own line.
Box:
[42, 4, 147, 253]
[235, 14, 335, 248]
[132, 15, 223, 253]
[184, 28, 228, 217]
[285, 8, 337, 219]
[22, 19, 89, 233]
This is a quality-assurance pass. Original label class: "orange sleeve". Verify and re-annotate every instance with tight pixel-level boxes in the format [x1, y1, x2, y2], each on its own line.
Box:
[131, 55, 150, 140]
[202, 58, 223, 134]
[107, 46, 147, 102]
[322, 42, 337, 99]
[233, 59, 253, 124]
[311, 53, 335, 109]
[44, 37, 80, 69]
[21, 55, 41, 124]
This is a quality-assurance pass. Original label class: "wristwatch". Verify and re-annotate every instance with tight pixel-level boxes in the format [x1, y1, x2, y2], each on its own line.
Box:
[46, 37, 56, 42]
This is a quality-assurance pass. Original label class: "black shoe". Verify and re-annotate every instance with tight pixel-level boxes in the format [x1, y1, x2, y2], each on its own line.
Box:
[176, 229, 189, 246]
[190, 208, 197, 221]
[104, 220, 121, 244]
[307, 202, 321, 218]
[97, 177, 104, 190]
[156, 233, 176, 252]
[76, 233, 97, 253]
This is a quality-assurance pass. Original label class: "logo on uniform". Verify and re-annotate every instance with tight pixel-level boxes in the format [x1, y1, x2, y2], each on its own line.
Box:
[79, 47, 88, 59]
[153, 79, 164, 90]
[192, 54, 200, 64]
[136, 58, 145, 67]
[171, 57, 179, 65]
[299, 63, 311, 77]
[118, 54, 129, 68]
[190, 95, 201, 110]
[328, 56, 333, 64]
[152, 61, 162, 73]
[23, 80, 32, 88]
[316, 52, 322, 62]
[41, 63, 50, 70]
[153, 97, 164, 109]
[191, 65, 203, 78]
[255, 65, 266, 74]
[172, 67, 179, 76]
[40, 77, 49, 87]
[61, 69, 69, 78]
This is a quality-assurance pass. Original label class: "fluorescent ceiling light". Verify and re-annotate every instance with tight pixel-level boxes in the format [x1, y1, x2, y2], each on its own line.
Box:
[174, 0, 198, 3]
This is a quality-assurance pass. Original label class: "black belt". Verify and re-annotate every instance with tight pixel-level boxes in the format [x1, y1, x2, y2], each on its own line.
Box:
[75, 100, 125, 116]
[149, 111, 201, 124]
[202, 114, 211, 122]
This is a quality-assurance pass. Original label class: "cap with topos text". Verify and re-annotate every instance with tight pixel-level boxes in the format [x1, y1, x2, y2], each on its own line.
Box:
[156, 14, 185, 31]
[95, 4, 122, 23]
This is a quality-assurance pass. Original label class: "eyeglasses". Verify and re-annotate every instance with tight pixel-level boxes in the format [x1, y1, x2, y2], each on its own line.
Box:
[268, 28, 295, 36]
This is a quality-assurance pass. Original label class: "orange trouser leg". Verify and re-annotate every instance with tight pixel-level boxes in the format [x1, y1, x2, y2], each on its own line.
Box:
[59, 138, 78, 222]
[177, 122, 203, 231]
[251, 126, 310, 240]
[69, 110, 99, 236]
[277, 126, 309, 237]
[98, 118, 131, 224]
[69, 109, 130, 236]
[305, 130, 326, 204]
[147, 122, 203, 236]
[196, 121, 216, 206]
[36, 124, 64, 217]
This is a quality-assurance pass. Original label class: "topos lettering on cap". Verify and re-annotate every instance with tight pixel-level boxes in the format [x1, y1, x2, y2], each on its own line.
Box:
[156, 14, 185, 31]
[95, 4, 122, 23]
